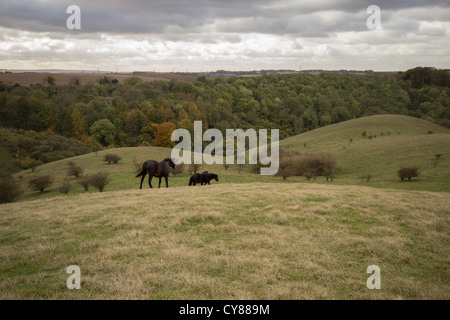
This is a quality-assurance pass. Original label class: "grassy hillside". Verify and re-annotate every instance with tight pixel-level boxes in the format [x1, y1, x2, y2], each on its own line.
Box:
[12, 146, 279, 202]
[0, 183, 448, 299]
[10, 115, 450, 203]
[2, 115, 449, 300]
[280, 115, 450, 192]
[0, 128, 96, 175]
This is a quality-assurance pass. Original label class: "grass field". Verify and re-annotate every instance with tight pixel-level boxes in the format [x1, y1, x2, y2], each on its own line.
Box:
[1, 115, 449, 299]
[0, 183, 448, 299]
[0, 72, 193, 86]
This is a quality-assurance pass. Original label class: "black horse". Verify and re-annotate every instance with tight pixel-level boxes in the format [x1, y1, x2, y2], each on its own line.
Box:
[189, 173, 204, 186]
[189, 172, 219, 186]
[136, 158, 175, 189]
[202, 173, 219, 185]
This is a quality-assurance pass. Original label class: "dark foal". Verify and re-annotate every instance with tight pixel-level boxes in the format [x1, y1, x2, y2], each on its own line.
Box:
[202, 173, 219, 185]
[136, 158, 175, 188]
[189, 172, 219, 186]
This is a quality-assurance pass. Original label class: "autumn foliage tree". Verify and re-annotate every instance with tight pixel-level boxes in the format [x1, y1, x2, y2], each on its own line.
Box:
[155, 121, 176, 147]
[125, 109, 147, 138]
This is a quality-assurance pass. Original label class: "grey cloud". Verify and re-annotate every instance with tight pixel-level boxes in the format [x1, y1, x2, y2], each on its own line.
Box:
[0, 0, 449, 36]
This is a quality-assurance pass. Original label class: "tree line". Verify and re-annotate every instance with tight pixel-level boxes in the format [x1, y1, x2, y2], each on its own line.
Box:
[1, 68, 449, 155]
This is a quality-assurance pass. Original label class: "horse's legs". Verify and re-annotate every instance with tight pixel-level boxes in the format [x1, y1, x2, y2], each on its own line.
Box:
[158, 177, 162, 188]
[148, 175, 153, 188]
[165, 175, 168, 188]
[140, 173, 146, 189]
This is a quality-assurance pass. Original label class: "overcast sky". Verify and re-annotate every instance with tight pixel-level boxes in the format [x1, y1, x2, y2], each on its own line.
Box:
[0, 0, 449, 72]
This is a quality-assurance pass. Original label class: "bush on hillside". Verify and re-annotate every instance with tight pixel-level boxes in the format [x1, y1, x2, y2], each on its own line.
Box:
[27, 174, 54, 193]
[78, 175, 91, 191]
[398, 166, 420, 181]
[103, 153, 122, 164]
[66, 162, 84, 178]
[171, 163, 184, 176]
[58, 179, 73, 194]
[277, 150, 337, 181]
[89, 172, 110, 192]
[0, 174, 23, 203]
[188, 163, 201, 175]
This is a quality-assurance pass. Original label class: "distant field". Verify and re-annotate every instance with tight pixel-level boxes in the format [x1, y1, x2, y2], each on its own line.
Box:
[1, 183, 449, 299]
[0, 72, 194, 85]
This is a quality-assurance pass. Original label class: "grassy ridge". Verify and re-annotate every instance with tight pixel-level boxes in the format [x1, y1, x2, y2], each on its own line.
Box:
[0, 183, 448, 299]
[280, 115, 450, 192]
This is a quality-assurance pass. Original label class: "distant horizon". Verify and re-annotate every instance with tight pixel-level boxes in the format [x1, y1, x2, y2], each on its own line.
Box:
[3, 67, 440, 74]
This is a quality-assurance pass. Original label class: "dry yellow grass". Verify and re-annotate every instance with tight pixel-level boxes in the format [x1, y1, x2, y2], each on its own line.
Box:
[0, 183, 449, 299]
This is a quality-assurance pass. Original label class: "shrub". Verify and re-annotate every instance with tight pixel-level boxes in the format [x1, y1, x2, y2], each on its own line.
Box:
[58, 179, 73, 194]
[433, 154, 442, 167]
[133, 157, 143, 174]
[223, 163, 230, 170]
[303, 169, 314, 181]
[298, 153, 336, 180]
[0, 175, 23, 203]
[188, 163, 201, 175]
[171, 162, 184, 176]
[237, 164, 245, 174]
[27, 174, 54, 193]
[78, 175, 91, 191]
[89, 172, 110, 192]
[20, 156, 42, 172]
[277, 157, 296, 180]
[398, 166, 420, 181]
[103, 153, 122, 164]
[66, 163, 84, 178]
[278, 150, 337, 181]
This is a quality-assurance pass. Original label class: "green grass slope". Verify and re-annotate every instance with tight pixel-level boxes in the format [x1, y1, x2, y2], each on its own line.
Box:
[0, 183, 448, 299]
[12, 146, 278, 202]
[280, 115, 450, 192]
[10, 114, 450, 203]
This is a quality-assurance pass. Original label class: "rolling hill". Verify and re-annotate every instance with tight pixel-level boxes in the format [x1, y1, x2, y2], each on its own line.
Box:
[10, 114, 450, 203]
[1, 114, 449, 300]
[280, 115, 450, 192]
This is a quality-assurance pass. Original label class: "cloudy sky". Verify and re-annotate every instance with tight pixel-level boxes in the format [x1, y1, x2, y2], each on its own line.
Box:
[0, 0, 449, 72]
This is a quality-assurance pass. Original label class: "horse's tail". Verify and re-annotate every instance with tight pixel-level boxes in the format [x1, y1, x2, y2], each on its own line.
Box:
[136, 168, 146, 178]
[189, 177, 193, 186]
